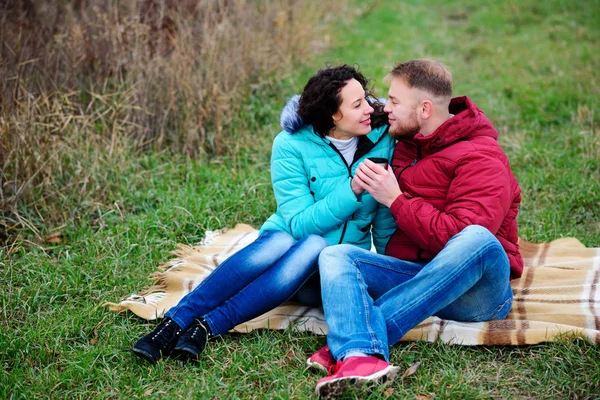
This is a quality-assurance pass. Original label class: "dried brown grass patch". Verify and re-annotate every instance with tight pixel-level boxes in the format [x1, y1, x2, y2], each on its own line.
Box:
[0, 0, 346, 243]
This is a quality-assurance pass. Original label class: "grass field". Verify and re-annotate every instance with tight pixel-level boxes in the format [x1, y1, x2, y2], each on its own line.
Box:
[2, 0, 600, 398]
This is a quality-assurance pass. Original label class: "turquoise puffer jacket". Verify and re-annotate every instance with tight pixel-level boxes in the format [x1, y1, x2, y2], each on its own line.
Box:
[260, 96, 397, 254]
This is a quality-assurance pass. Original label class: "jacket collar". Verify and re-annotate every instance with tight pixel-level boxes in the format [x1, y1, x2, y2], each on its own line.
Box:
[296, 124, 388, 146]
[414, 96, 497, 155]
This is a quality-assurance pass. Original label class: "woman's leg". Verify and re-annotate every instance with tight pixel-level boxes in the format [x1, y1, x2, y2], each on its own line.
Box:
[290, 272, 322, 307]
[202, 234, 328, 335]
[166, 230, 296, 330]
[134, 230, 297, 363]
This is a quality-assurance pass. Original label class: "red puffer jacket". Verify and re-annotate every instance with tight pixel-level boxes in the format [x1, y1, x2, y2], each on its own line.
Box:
[387, 96, 523, 279]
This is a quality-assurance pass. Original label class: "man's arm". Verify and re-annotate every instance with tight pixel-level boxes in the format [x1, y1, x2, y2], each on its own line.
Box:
[356, 153, 512, 253]
[389, 152, 512, 253]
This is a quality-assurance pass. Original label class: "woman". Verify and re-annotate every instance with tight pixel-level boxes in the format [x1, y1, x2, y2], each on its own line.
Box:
[132, 65, 396, 364]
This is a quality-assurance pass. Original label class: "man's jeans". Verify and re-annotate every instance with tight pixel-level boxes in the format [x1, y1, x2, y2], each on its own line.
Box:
[319, 225, 513, 362]
[166, 230, 327, 335]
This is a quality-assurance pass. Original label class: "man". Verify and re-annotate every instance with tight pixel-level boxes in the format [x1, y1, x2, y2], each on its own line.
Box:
[311, 59, 523, 397]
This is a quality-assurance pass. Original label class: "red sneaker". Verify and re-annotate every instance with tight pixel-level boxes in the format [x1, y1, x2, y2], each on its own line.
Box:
[306, 345, 335, 373]
[314, 356, 399, 398]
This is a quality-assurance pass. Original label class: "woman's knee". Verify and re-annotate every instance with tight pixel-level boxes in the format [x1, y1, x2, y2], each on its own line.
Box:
[297, 234, 328, 254]
[261, 229, 296, 248]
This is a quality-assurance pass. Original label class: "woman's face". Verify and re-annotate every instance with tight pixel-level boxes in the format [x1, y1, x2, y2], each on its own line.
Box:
[330, 79, 374, 140]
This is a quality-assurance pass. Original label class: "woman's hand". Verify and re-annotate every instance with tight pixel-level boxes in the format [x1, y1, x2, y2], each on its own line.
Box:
[354, 159, 402, 207]
[351, 176, 366, 197]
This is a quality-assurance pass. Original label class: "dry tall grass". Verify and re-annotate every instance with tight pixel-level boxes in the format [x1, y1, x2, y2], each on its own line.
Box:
[0, 0, 344, 244]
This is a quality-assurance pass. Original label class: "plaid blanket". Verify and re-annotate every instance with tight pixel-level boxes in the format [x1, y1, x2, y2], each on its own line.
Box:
[106, 224, 600, 345]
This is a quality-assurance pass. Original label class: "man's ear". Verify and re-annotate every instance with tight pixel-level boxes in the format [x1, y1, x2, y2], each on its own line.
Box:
[420, 100, 434, 119]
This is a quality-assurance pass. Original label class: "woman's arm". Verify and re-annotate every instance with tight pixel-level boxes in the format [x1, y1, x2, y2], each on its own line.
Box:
[270, 133, 362, 240]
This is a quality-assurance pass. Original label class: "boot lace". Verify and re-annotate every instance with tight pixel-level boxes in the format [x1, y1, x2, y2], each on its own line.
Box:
[151, 319, 181, 346]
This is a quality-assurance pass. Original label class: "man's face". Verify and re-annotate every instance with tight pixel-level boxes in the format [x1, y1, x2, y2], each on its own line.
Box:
[384, 77, 421, 139]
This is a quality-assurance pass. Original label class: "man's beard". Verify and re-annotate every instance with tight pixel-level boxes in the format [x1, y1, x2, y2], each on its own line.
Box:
[389, 112, 420, 139]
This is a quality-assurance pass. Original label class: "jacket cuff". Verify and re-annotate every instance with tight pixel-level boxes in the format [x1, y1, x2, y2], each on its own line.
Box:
[343, 177, 363, 205]
[329, 178, 362, 218]
[390, 194, 408, 223]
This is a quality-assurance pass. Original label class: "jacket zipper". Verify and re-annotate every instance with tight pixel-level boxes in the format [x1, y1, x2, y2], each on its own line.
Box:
[394, 145, 422, 258]
[326, 130, 390, 244]
[328, 143, 353, 244]
[397, 145, 421, 180]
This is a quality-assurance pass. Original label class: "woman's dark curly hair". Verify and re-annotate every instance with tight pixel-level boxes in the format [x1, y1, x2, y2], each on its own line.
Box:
[298, 64, 387, 137]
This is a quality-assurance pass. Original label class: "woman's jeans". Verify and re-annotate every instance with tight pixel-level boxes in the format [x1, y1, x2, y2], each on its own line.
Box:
[166, 230, 327, 335]
[319, 225, 513, 362]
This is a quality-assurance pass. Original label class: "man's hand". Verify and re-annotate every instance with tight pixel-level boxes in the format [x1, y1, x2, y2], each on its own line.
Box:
[355, 159, 402, 207]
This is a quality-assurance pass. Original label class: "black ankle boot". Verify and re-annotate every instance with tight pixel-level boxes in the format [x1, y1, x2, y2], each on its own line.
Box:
[172, 318, 213, 362]
[132, 317, 183, 364]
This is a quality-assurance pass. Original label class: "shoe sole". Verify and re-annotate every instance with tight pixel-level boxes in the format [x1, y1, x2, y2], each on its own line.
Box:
[315, 365, 400, 398]
[131, 347, 158, 364]
[306, 358, 330, 373]
[172, 345, 201, 362]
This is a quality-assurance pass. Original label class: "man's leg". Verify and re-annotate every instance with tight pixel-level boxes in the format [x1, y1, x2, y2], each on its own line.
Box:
[376, 225, 513, 345]
[318, 244, 423, 362]
[316, 245, 419, 397]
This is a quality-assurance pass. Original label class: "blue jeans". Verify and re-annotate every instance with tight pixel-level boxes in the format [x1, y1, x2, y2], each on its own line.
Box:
[319, 225, 513, 362]
[166, 230, 328, 335]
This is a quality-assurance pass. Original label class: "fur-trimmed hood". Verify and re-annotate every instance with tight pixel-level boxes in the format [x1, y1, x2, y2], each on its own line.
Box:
[279, 95, 304, 133]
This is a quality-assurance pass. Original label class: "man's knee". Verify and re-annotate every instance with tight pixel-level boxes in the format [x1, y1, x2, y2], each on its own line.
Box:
[458, 225, 505, 256]
[461, 224, 492, 236]
[460, 225, 494, 243]
[318, 244, 356, 275]
[319, 244, 355, 262]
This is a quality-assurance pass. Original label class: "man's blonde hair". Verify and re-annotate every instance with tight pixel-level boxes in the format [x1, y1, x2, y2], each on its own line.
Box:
[388, 59, 452, 99]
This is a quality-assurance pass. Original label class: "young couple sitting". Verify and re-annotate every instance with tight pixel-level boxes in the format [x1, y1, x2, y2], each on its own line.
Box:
[133, 60, 522, 398]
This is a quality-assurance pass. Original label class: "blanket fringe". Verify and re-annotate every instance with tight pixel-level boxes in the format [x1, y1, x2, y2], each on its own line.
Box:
[138, 272, 169, 296]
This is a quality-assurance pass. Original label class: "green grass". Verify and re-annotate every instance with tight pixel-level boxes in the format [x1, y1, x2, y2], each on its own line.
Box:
[2, 0, 600, 398]
[308, 0, 600, 246]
